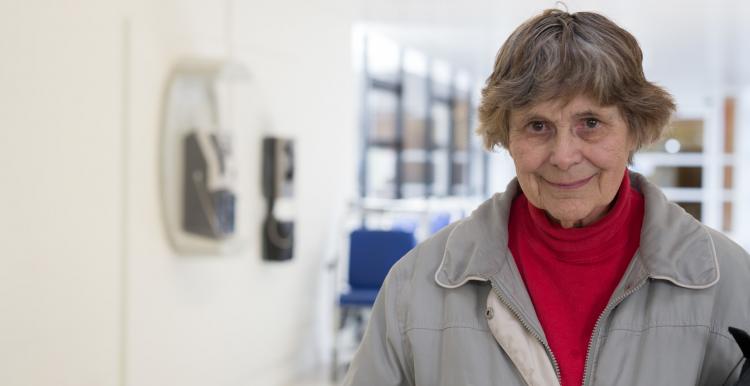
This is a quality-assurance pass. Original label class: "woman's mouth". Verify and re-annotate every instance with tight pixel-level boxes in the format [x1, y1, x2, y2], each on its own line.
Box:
[544, 175, 595, 189]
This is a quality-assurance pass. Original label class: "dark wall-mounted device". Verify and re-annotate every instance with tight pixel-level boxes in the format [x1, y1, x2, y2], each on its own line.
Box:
[262, 137, 295, 261]
[183, 131, 236, 239]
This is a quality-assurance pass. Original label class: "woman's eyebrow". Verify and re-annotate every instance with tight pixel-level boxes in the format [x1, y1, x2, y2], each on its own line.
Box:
[573, 109, 612, 120]
[571, 109, 608, 119]
[514, 108, 612, 125]
[515, 112, 550, 123]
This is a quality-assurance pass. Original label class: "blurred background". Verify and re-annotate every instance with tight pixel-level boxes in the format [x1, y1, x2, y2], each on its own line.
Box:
[1, 0, 749, 385]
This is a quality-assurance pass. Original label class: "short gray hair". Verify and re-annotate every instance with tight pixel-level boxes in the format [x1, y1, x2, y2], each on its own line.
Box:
[477, 9, 675, 151]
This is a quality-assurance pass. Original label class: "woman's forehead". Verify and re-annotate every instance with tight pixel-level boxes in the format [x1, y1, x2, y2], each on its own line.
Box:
[512, 95, 619, 121]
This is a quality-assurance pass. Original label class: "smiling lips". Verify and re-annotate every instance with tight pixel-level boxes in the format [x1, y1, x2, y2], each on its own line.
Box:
[545, 174, 595, 189]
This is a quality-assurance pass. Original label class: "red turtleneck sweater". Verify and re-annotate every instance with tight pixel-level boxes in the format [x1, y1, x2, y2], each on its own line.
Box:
[507, 171, 644, 386]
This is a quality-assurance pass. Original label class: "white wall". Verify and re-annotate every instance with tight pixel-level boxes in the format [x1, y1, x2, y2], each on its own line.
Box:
[0, 1, 123, 385]
[0, 0, 358, 385]
[125, 1, 357, 385]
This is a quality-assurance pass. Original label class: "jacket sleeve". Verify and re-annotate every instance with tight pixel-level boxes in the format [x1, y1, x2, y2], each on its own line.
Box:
[698, 230, 750, 385]
[341, 266, 413, 386]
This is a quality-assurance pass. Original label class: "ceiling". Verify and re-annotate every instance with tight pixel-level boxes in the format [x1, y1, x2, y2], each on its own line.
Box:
[355, 0, 750, 109]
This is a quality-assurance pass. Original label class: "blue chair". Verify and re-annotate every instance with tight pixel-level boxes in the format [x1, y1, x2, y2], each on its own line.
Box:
[339, 229, 417, 307]
[333, 228, 416, 379]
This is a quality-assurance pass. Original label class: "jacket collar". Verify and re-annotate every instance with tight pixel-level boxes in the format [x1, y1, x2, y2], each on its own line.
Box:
[435, 171, 720, 290]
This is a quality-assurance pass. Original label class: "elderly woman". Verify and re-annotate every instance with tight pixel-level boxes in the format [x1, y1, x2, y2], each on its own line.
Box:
[343, 9, 750, 386]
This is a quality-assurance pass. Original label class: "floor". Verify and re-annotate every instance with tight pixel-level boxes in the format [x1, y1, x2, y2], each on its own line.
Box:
[287, 309, 366, 386]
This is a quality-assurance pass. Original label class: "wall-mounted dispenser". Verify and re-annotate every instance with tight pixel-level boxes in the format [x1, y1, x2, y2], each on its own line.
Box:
[183, 131, 236, 238]
[262, 137, 295, 261]
[161, 59, 256, 255]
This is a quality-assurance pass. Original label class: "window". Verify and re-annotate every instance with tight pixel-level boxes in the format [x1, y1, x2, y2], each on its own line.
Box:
[357, 34, 488, 200]
[632, 98, 736, 233]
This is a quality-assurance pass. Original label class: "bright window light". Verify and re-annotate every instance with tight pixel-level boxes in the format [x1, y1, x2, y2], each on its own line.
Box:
[664, 138, 681, 154]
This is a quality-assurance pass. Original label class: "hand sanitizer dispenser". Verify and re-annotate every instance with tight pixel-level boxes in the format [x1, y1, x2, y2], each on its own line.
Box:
[161, 59, 255, 255]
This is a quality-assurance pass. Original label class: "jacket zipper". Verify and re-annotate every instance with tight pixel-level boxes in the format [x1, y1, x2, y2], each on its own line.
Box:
[487, 277, 563, 385]
[581, 278, 648, 386]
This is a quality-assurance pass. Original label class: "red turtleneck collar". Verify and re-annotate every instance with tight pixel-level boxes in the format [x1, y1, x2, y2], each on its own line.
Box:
[508, 170, 644, 386]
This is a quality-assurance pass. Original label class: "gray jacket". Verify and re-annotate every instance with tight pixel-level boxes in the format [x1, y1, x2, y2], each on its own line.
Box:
[343, 172, 750, 386]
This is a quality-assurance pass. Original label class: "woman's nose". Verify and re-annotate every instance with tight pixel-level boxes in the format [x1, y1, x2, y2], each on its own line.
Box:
[548, 133, 583, 170]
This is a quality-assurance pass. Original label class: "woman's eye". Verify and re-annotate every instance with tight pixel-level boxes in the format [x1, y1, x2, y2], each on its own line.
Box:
[584, 118, 600, 129]
[528, 121, 547, 133]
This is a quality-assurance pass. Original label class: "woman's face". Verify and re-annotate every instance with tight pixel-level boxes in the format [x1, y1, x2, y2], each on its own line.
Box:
[508, 94, 635, 228]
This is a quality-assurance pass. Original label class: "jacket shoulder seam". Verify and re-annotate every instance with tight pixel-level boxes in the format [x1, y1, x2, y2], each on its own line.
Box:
[403, 325, 491, 334]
